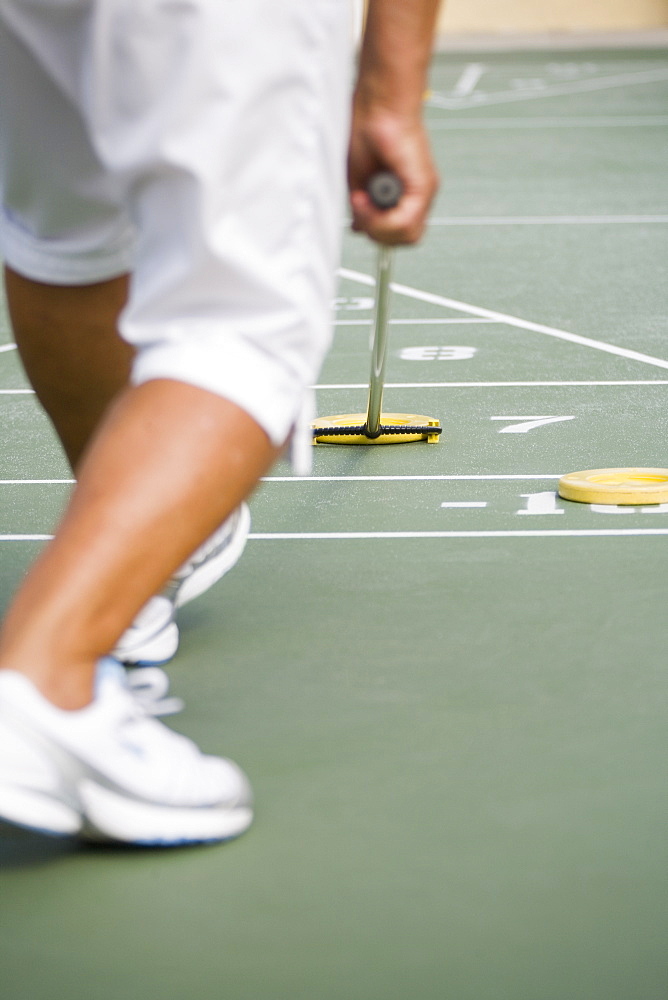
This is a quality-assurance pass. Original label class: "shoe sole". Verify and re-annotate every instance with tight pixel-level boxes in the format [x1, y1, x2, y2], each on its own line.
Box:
[114, 504, 251, 667]
[0, 779, 253, 846]
[116, 622, 179, 668]
[80, 780, 253, 845]
[0, 784, 81, 837]
[175, 502, 251, 608]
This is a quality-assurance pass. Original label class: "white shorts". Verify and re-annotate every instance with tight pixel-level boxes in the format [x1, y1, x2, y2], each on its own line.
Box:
[0, 0, 352, 449]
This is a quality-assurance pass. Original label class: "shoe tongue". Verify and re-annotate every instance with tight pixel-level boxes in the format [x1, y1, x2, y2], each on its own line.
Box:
[94, 657, 128, 698]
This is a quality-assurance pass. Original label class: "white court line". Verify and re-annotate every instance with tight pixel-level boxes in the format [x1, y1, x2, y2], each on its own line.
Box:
[1, 474, 560, 486]
[427, 116, 668, 129]
[441, 501, 488, 508]
[0, 535, 53, 541]
[338, 267, 668, 371]
[334, 317, 500, 325]
[315, 380, 668, 389]
[0, 389, 34, 394]
[343, 214, 668, 226]
[427, 215, 668, 226]
[4, 381, 667, 395]
[2, 529, 668, 541]
[248, 530, 668, 539]
[0, 475, 559, 485]
[428, 67, 668, 110]
[0, 344, 17, 353]
[262, 475, 561, 482]
[4, 379, 667, 400]
[453, 63, 486, 97]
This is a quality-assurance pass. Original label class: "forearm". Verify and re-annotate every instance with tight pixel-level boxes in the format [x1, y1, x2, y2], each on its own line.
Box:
[348, 0, 441, 244]
[355, 0, 442, 116]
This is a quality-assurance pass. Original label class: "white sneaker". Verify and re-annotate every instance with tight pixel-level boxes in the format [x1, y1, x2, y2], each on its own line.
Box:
[0, 659, 253, 845]
[113, 504, 251, 666]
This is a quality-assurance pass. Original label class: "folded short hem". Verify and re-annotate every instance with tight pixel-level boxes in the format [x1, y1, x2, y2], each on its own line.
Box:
[129, 334, 312, 449]
[0, 212, 135, 285]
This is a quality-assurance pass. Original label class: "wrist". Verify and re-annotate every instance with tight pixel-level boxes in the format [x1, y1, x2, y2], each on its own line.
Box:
[355, 0, 439, 117]
[353, 81, 426, 123]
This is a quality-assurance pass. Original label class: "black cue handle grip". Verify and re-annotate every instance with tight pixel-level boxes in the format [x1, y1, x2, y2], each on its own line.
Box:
[367, 172, 403, 210]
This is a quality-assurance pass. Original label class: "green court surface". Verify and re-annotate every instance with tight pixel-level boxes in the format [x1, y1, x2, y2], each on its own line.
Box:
[1, 44, 667, 1000]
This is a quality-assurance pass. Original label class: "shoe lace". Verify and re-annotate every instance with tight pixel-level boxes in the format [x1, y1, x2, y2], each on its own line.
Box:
[125, 667, 184, 717]
[172, 511, 236, 581]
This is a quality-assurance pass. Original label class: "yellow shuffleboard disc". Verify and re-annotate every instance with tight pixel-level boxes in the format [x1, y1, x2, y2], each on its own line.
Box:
[558, 468, 668, 505]
[312, 412, 441, 445]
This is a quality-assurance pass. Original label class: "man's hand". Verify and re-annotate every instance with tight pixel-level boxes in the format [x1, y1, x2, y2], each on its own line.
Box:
[348, 107, 439, 245]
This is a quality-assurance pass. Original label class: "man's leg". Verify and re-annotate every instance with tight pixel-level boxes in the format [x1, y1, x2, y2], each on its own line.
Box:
[0, 0, 351, 843]
[5, 267, 133, 471]
[5, 268, 253, 669]
[0, 378, 280, 709]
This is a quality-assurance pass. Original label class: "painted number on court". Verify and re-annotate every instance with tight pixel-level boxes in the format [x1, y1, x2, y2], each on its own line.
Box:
[332, 297, 374, 311]
[399, 346, 477, 361]
[491, 415, 574, 434]
[589, 503, 668, 514]
[517, 492, 564, 515]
